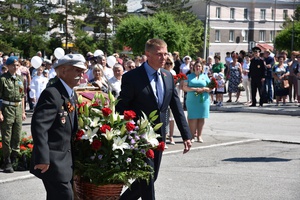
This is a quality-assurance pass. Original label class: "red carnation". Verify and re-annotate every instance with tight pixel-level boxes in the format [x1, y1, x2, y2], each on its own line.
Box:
[20, 145, 27, 151]
[157, 141, 165, 151]
[76, 130, 85, 140]
[124, 110, 136, 120]
[91, 139, 102, 151]
[100, 124, 111, 133]
[0, 142, 2, 149]
[126, 122, 135, 131]
[146, 149, 154, 159]
[102, 107, 112, 117]
[27, 143, 34, 150]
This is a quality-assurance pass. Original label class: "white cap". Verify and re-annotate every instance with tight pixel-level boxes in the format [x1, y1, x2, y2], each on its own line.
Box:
[52, 54, 86, 69]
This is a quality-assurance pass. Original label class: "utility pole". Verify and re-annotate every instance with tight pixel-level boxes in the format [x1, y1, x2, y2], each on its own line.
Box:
[291, 0, 295, 52]
[203, 0, 211, 59]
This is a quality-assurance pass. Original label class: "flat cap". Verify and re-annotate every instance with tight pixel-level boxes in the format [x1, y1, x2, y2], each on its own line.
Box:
[252, 47, 261, 53]
[52, 54, 86, 69]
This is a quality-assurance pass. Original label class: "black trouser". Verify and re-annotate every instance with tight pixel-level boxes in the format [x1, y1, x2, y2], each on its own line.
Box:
[251, 79, 264, 106]
[42, 179, 73, 200]
[120, 150, 163, 200]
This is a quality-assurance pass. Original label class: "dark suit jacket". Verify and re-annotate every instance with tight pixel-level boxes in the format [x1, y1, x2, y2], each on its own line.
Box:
[30, 79, 77, 182]
[116, 63, 191, 141]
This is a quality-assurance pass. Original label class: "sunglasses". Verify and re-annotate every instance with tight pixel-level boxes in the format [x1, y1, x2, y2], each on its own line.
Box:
[165, 62, 173, 65]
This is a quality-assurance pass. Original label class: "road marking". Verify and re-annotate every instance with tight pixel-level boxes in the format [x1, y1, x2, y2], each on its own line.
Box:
[0, 174, 34, 184]
[163, 139, 260, 155]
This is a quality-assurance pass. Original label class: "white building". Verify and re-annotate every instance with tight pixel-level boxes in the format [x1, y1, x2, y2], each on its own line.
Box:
[187, 0, 297, 60]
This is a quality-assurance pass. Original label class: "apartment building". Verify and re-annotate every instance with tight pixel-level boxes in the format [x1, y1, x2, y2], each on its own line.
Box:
[188, 0, 297, 60]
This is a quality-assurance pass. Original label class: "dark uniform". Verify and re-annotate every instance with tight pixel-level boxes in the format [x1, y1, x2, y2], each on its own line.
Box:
[0, 71, 25, 172]
[249, 57, 265, 106]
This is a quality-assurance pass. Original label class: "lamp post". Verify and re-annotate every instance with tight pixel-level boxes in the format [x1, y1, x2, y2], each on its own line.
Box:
[291, 0, 295, 52]
[203, 0, 211, 59]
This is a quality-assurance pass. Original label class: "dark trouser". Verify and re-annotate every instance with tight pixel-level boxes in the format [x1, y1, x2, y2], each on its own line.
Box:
[251, 79, 264, 106]
[264, 78, 273, 102]
[120, 150, 163, 200]
[42, 179, 73, 200]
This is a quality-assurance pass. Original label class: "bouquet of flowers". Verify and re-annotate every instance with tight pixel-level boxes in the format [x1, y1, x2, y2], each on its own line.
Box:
[74, 91, 164, 186]
[0, 132, 33, 171]
[173, 73, 188, 84]
[207, 77, 218, 89]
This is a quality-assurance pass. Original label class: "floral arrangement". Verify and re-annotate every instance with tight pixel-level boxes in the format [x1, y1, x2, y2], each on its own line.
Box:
[207, 77, 218, 89]
[74, 91, 164, 186]
[0, 132, 33, 171]
[173, 73, 187, 84]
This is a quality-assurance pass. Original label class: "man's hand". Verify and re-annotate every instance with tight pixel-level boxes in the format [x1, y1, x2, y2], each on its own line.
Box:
[34, 164, 50, 173]
[183, 139, 192, 154]
[0, 113, 3, 122]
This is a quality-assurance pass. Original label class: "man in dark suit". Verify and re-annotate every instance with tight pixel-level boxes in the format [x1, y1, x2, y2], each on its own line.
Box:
[116, 38, 192, 200]
[30, 54, 86, 200]
[249, 47, 266, 107]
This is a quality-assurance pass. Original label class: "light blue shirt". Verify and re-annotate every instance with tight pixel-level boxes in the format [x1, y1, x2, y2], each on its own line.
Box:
[59, 78, 74, 98]
[144, 62, 163, 104]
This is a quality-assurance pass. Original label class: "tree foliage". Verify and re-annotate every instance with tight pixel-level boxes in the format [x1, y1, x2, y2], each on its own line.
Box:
[275, 21, 300, 52]
[116, 11, 203, 57]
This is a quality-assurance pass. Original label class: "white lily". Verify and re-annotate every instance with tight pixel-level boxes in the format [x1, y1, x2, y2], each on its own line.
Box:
[112, 135, 130, 154]
[102, 129, 116, 141]
[144, 127, 160, 147]
[89, 116, 100, 128]
[81, 127, 98, 142]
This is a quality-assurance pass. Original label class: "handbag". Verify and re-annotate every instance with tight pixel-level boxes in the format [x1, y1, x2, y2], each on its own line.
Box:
[282, 79, 289, 88]
[238, 83, 245, 91]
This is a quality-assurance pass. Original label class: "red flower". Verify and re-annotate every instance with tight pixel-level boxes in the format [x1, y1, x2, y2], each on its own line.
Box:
[91, 139, 102, 151]
[91, 102, 99, 107]
[157, 142, 165, 151]
[76, 130, 85, 140]
[207, 77, 218, 89]
[124, 110, 136, 120]
[102, 108, 112, 117]
[100, 124, 111, 133]
[27, 143, 34, 150]
[0, 142, 2, 149]
[126, 122, 135, 131]
[146, 149, 154, 159]
[20, 145, 27, 151]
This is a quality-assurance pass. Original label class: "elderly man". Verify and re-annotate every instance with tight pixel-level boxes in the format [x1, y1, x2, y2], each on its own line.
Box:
[0, 56, 26, 173]
[30, 54, 86, 200]
[109, 63, 123, 98]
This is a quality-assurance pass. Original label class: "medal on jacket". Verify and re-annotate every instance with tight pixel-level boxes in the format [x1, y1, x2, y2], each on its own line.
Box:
[61, 117, 66, 124]
[257, 65, 260, 68]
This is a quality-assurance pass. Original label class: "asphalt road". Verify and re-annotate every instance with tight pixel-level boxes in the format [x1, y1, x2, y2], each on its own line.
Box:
[0, 111, 299, 200]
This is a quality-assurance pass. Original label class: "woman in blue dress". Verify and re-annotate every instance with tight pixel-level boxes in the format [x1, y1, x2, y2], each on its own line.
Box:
[183, 61, 211, 143]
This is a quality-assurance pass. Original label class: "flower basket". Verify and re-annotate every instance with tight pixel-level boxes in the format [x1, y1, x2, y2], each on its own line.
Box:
[74, 176, 123, 200]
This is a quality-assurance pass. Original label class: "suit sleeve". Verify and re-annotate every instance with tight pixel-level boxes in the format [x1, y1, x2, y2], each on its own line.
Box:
[31, 89, 58, 165]
[116, 72, 135, 115]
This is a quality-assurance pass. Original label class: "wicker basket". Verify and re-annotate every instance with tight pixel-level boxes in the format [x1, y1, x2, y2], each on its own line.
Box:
[74, 176, 123, 200]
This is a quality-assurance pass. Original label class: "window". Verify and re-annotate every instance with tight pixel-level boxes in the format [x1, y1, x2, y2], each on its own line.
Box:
[216, 7, 221, 18]
[243, 30, 248, 42]
[59, 23, 65, 33]
[260, 9, 266, 20]
[229, 30, 234, 42]
[215, 30, 220, 42]
[283, 10, 288, 19]
[259, 30, 265, 42]
[270, 31, 275, 42]
[230, 8, 235, 20]
[244, 9, 248, 20]
[271, 9, 275, 20]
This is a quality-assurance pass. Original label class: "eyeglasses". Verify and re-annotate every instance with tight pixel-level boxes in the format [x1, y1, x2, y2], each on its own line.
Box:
[165, 62, 173, 65]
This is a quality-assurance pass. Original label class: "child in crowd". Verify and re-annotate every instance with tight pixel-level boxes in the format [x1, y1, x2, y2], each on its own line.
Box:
[214, 72, 225, 106]
[1, 65, 8, 74]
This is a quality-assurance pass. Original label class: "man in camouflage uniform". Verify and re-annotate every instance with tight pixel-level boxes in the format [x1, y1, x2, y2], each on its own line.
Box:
[0, 56, 26, 173]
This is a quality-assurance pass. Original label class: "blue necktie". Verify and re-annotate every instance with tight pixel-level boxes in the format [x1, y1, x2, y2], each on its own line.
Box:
[155, 71, 164, 108]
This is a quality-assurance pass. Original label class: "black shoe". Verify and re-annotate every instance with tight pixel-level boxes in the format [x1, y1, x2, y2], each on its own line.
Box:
[213, 100, 218, 104]
[3, 159, 14, 173]
[226, 99, 232, 103]
[249, 104, 256, 107]
[259, 104, 263, 107]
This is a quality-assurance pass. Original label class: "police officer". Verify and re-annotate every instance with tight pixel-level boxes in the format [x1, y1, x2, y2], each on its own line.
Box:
[248, 47, 266, 107]
[0, 56, 26, 173]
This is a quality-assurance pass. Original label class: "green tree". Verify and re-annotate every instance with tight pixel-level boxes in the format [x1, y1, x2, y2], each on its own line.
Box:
[275, 21, 300, 52]
[0, 0, 51, 57]
[116, 11, 202, 57]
